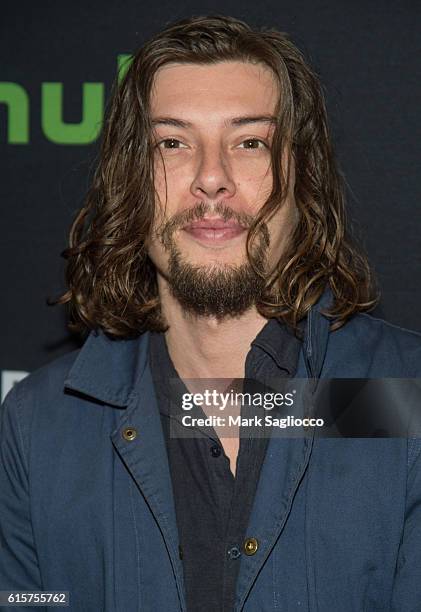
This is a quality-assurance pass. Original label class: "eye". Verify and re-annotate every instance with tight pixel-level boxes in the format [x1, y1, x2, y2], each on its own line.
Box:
[238, 139, 268, 150]
[157, 138, 187, 149]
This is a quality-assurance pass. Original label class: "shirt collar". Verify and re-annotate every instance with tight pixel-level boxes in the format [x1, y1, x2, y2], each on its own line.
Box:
[245, 317, 304, 379]
[148, 316, 304, 417]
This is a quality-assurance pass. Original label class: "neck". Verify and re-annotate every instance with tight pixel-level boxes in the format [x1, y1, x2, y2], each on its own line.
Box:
[158, 280, 269, 380]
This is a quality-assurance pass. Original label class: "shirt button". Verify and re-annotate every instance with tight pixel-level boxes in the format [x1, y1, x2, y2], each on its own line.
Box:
[227, 546, 241, 560]
[122, 427, 137, 441]
[244, 537, 259, 555]
[210, 444, 221, 457]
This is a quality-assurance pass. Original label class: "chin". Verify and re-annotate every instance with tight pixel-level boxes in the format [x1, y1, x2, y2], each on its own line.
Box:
[186, 254, 246, 269]
[184, 241, 245, 260]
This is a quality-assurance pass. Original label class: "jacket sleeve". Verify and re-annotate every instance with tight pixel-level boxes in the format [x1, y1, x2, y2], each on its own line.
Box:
[0, 382, 43, 606]
[391, 437, 421, 610]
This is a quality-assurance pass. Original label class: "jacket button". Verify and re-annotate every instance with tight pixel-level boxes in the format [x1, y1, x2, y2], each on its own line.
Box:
[178, 545, 183, 560]
[122, 427, 137, 441]
[243, 537, 259, 555]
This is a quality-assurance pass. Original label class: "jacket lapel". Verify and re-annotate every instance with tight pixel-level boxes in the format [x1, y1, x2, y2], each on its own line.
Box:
[235, 289, 333, 610]
[235, 432, 315, 610]
[64, 330, 186, 611]
[110, 353, 186, 611]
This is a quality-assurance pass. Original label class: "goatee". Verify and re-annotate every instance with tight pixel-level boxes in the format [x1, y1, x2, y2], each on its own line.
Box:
[158, 201, 270, 319]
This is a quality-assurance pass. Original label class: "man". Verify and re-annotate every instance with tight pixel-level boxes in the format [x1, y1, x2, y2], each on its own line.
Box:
[1, 14, 421, 612]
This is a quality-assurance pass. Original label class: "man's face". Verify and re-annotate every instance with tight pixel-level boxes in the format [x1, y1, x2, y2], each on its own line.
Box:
[148, 60, 298, 318]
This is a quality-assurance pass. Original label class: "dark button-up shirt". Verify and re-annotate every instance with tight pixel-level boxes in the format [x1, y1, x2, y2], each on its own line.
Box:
[148, 318, 302, 611]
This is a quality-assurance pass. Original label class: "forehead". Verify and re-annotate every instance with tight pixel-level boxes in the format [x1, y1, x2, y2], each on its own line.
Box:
[150, 60, 279, 122]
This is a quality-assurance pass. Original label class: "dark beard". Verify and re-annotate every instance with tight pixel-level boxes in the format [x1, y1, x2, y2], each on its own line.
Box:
[158, 201, 270, 318]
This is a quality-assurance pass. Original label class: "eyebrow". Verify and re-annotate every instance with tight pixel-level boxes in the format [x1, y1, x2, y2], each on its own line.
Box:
[151, 115, 277, 128]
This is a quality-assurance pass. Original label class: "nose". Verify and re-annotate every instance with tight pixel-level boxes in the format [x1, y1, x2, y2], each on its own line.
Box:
[190, 144, 236, 201]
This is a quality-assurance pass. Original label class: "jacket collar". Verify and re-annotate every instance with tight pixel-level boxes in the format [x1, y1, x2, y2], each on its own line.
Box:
[303, 286, 333, 379]
[64, 330, 150, 407]
[64, 287, 334, 407]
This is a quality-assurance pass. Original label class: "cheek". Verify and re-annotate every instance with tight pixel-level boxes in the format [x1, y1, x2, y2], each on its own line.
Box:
[240, 156, 272, 180]
[239, 163, 273, 201]
[153, 158, 188, 205]
[153, 158, 167, 200]
[267, 202, 298, 257]
[147, 229, 169, 275]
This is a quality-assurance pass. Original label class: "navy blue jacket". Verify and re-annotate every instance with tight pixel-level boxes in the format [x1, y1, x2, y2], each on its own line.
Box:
[1, 291, 421, 611]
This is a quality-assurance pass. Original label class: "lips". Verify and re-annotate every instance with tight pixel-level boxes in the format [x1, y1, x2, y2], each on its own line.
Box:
[182, 217, 247, 245]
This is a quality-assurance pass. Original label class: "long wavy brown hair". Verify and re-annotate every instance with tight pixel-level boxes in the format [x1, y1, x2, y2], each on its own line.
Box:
[54, 14, 379, 338]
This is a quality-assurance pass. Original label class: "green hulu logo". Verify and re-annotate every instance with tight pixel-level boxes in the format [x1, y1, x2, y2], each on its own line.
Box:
[0, 54, 132, 145]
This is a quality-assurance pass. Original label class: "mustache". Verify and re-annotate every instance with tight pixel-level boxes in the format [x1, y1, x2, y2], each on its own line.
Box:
[157, 200, 269, 247]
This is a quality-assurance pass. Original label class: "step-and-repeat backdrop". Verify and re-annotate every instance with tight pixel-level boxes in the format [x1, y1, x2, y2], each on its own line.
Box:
[1, 2, 420, 400]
